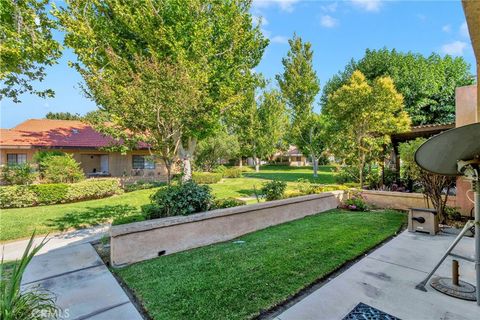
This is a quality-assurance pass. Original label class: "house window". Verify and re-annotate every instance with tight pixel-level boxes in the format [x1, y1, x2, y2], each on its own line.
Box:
[132, 155, 155, 169]
[7, 154, 27, 165]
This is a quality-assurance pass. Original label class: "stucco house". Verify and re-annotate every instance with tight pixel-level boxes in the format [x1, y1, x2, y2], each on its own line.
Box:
[0, 119, 168, 180]
[270, 145, 309, 166]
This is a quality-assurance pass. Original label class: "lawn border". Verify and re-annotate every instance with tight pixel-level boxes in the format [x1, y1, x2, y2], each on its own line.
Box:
[255, 218, 407, 320]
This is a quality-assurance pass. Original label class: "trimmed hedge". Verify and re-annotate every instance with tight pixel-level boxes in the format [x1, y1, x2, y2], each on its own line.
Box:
[192, 172, 222, 184]
[0, 178, 123, 208]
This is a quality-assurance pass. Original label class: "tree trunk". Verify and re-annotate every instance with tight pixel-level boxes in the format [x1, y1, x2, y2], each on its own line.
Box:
[312, 156, 318, 178]
[178, 137, 197, 183]
[253, 153, 260, 172]
[359, 153, 366, 188]
[163, 159, 172, 185]
[239, 157, 243, 168]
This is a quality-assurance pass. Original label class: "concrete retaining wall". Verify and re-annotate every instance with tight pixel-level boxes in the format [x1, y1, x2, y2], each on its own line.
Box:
[361, 190, 456, 211]
[110, 191, 345, 267]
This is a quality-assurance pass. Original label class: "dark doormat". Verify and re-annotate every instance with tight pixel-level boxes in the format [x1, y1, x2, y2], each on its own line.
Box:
[342, 302, 400, 320]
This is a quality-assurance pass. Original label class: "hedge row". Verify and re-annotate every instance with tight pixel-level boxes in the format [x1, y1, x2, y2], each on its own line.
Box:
[192, 172, 223, 184]
[0, 178, 123, 208]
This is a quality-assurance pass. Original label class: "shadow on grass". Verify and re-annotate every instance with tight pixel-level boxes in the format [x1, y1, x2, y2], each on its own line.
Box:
[45, 205, 138, 231]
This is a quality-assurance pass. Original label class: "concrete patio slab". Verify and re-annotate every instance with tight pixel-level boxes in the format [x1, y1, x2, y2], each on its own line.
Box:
[22, 243, 103, 284]
[277, 230, 480, 320]
[85, 302, 143, 320]
[21, 243, 142, 320]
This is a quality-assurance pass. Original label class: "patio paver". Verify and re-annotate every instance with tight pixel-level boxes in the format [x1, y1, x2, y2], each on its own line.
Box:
[277, 230, 480, 320]
[21, 243, 142, 320]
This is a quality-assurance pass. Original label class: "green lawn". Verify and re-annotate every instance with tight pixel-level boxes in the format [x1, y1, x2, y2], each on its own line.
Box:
[0, 166, 338, 242]
[116, 209, 405, 320]
[245, 165, 337, 184]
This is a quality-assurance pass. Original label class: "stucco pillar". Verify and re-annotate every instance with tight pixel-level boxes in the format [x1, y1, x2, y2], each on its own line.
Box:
[455, 85, 477, 217]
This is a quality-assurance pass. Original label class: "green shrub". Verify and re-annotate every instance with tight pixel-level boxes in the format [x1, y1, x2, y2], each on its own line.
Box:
[211, 198, 246, 209]
[66, 179, 123, 202]
[222, 167, 243, 178]
[42, 154, 84, 183]
[0, 178, 123, 208]
[340, 194, 369, 211]
[1, 164, 37, 185]
[445, 206, 462, 221]
[213, 165, 228, 175]
[30, 184, 69, 205]
[192, 172, 222, 184]
[0, 186, 38, 208]
[261, 180, 287, 201]
[145, 181, 213, 219]
[124, 180, 165, 192]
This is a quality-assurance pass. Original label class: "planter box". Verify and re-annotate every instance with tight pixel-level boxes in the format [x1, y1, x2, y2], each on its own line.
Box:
[110, 191, 345, 267]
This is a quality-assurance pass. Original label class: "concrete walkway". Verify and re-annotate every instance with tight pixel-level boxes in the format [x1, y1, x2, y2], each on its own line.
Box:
[21, 243, 142, 320]
[1, 225, 108, 261]
[276, 230, 480, 320]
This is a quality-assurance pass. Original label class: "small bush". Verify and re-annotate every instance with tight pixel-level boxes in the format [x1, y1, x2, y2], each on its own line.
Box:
[212, 198, 246, 209]
[124, 180, 165, 192]
[192, 172, 222, 184]
[1, 164, 37, 185]
[31, 184, 69, 205]
[0, 185, 38, 208]
[0, 178, 123, 208]
[445, 206, 462, 221]
[221, 167, 243, 178]
[283, 190, 307, 198]
[261, 180, 287, 201]
[66, 179, 123, 202]
[42, 154, 84, 183]
[213, 165, 228, 175]
[339, 194, 369, 211]
[146, 181, 213, 218]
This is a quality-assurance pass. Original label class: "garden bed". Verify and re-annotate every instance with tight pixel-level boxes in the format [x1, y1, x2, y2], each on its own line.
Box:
[115, 209, 406, 320]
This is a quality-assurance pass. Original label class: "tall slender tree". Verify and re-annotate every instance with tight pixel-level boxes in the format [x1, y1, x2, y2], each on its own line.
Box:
[55, 0, 267, 182]
[276, 34, 322, 176]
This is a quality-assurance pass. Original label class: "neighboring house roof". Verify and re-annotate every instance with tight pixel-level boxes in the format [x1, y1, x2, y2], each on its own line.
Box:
[0, 119, 122, 149]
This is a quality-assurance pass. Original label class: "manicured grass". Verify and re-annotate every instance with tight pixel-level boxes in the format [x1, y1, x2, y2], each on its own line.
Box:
[0, 188, 158, 242]
[245, 165, 337, 184]
[0, 166, 339, 242]
[116, 209, 405, 320]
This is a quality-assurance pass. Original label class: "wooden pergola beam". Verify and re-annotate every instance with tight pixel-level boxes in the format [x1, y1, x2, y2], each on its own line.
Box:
[462, 0, 480, 121]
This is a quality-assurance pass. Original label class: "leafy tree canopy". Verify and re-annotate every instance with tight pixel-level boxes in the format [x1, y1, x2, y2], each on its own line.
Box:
[324, 70, 411, 186]
[321, 48, 474, 125]
[1, 0, 61, 102]
[55, 0, 267, 181]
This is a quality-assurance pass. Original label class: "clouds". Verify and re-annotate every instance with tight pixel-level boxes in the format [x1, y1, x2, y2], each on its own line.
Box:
[270, 35, 289, 44]
[441, 41, 467, 56]
[442, 24, 451, 33]
[320, 15, 338, 28]
[351, 0, 382, 12]
[253, 0, 300, 13]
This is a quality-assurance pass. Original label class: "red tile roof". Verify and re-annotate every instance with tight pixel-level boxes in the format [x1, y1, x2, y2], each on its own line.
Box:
[1, 119, 122, 148]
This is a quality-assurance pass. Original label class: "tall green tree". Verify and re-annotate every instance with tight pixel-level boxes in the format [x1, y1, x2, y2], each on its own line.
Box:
[0, 0, 61, 102]
[276, 35, 322, 176]
[194, 127, 240, 171]
[324, 70, 411, 186]
[56, 0, 267, 182]
[233, 87, 287, 172]
[321, 48, 474, 125]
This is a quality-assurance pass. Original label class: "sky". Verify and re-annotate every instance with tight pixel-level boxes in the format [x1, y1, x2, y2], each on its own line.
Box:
[0, 0, 476, 128]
